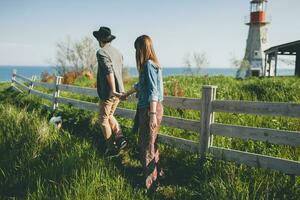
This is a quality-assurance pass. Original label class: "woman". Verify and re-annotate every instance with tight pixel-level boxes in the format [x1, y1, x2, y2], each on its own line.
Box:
[125, 35, 164, 191]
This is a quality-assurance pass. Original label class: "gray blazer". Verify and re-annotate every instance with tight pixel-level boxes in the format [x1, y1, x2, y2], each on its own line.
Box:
[96, 44, 124, 100]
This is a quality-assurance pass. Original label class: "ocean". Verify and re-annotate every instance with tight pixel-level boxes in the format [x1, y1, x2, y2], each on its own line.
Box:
[0, 66, 295, 82]
[0, 66, 57, 82]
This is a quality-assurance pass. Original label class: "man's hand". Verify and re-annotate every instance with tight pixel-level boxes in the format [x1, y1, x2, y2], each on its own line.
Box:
[112, 91, 123, 98]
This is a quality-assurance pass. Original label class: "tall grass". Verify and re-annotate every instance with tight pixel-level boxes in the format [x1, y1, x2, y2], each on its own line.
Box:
[0, 102, 146, 199]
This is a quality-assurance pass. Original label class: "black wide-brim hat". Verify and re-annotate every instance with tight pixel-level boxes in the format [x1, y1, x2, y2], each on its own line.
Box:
[93, 26, 116, 42]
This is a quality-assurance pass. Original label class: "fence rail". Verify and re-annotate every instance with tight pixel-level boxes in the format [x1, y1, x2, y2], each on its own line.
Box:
[210, 146, 300, 175]
[15, 74, 32, 82]
[34, 81, 55, 90]
[211, 123, 300, 147]
[10, 70, 300, 176]
[58, 84, 98, 97]
[58, 83, 202, 110]
[213, 100, 300, 118]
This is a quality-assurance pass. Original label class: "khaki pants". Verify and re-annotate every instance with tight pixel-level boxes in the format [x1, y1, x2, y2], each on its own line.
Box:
[99, 97, 122, 146]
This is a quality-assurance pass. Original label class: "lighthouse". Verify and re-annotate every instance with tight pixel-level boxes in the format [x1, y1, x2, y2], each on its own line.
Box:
[244, 0, 269, 77]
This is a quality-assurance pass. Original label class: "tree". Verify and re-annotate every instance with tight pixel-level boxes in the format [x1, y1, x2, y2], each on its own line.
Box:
[55, 36, 98, 75]
[183, 51, 209, 75]
[183, 52, 192, 74]
[230, 57, 251, 79]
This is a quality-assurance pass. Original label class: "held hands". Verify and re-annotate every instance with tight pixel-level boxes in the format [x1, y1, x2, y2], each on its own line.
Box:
[112, 91, 123, 98]
[119, 92, 129, 101]
[120, 88, 137, 101]
[112, 91, 130, 100]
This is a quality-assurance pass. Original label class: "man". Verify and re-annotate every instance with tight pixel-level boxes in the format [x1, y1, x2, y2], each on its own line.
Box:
[93, 26, 127, 157]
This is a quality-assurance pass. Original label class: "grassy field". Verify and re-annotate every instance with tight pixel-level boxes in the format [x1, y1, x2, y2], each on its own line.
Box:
[0, 75, 300, 199]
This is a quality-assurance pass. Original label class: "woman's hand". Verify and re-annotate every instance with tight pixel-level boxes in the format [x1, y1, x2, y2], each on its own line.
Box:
[149, 113, 157, 130]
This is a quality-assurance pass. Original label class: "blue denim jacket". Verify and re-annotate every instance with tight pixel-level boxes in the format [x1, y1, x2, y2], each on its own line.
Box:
[134, 60, 163, 108]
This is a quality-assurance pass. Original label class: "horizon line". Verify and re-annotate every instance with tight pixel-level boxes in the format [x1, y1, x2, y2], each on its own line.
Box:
[0, 65, 296, 69]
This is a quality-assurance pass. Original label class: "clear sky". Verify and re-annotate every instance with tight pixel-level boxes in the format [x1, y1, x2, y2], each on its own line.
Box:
[0, 0, 299, 67]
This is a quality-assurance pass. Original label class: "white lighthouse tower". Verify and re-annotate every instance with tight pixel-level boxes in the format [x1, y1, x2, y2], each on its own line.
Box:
[244, 0, 269, 76]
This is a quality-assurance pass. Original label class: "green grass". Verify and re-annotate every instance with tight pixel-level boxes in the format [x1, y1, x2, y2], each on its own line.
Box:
[0, 90, 146, 199]
[1, 75, 300, 199]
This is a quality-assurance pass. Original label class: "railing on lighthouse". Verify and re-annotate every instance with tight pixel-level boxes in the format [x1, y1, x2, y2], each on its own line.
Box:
[245, 0, 270, 25]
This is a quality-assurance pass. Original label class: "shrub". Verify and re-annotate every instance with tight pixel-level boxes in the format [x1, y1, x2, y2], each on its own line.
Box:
[40, 71, 55, 83]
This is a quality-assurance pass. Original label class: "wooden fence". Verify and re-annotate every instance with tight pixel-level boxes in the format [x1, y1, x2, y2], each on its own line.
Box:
[11, 70, 300, 176]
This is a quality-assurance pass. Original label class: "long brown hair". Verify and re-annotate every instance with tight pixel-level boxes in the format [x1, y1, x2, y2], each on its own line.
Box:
[134, 35, 160, 73]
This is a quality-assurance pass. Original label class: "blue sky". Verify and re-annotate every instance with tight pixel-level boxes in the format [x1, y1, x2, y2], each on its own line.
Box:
[0, 0, 299, 67]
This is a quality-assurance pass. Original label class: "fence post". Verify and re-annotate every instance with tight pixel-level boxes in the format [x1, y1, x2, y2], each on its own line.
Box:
[29, 75, 36, 93]
[199, 85, 217, 156]
[52, 76, 63, 110]
[11, 69, 17, 86]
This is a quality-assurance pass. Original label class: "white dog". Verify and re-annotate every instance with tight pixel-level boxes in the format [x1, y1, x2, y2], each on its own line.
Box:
[49, 116, 62, 129]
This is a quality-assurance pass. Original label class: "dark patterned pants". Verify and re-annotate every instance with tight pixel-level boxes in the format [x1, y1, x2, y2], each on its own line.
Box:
[137, 103, 163, 189]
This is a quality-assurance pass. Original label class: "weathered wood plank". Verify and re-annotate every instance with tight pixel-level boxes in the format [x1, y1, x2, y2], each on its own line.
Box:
[162, 116, 201, 132]
[58, 84, 98, 97]
[213, 100, 300, 118]
[115, 108, 135, 119]
[209, 146, 300, 175]
[164, 96, 201, 110]
[115, 108, 200, 132]
[56, 97, 98, 111]
[58, 83, 202, 110]
[15, 74, 31, 82]
[200, 85, 217, 155]
[11, 85, 24, 93]
[211, 123, 300, 147]
[52, 76, 63, 110]
[158, 134, 198, 153]
[13, 79, 30, 91]
[30, 89, 53, 101]
[127, 95, 201, 110]
[34, 81, 55, 90]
